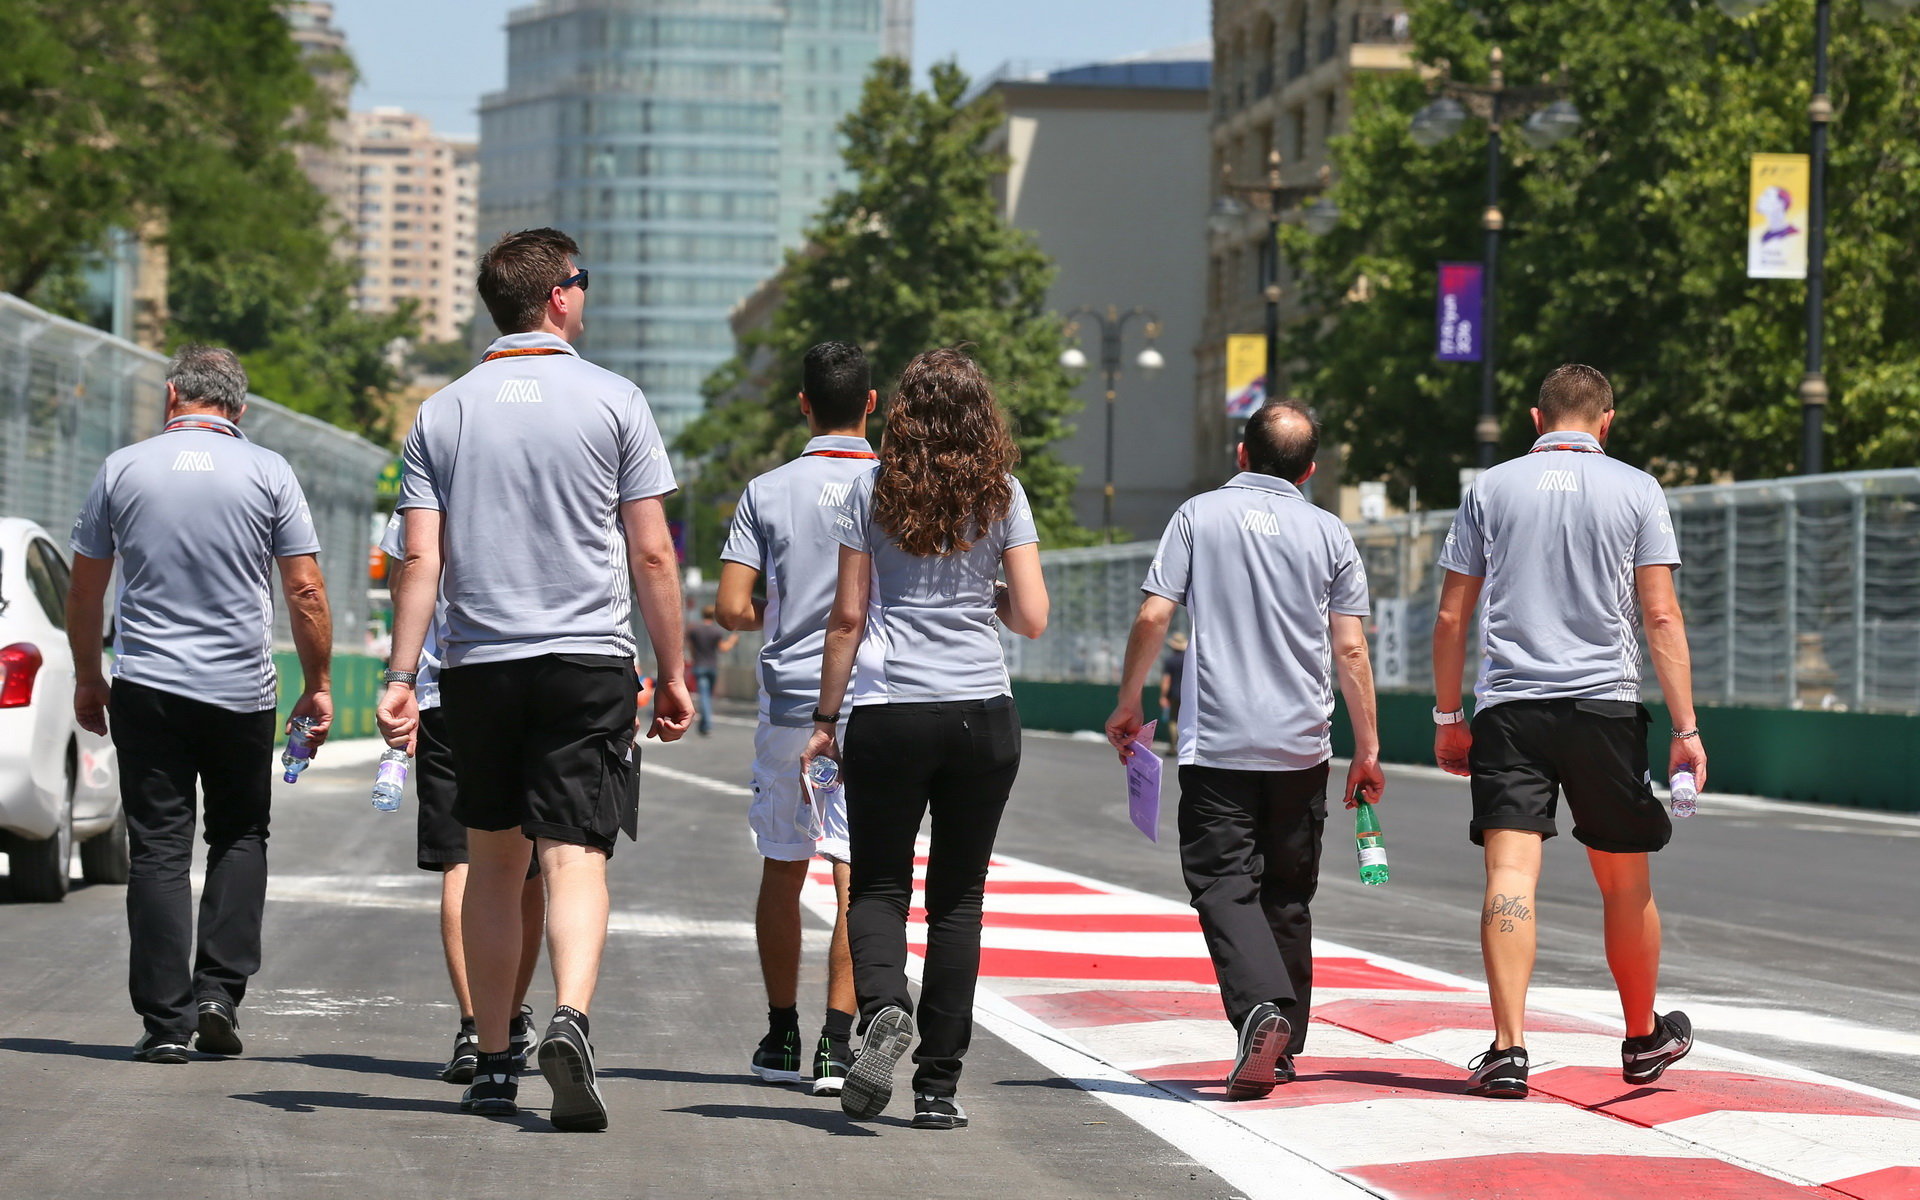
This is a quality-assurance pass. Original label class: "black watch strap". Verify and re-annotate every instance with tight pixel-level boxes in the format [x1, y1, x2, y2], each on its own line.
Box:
[811, 709, 840, 725]
[383, 669, 417, 686]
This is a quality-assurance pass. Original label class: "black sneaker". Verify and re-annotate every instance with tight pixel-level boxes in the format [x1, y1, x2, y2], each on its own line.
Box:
[1466, 1044, 1530, 1098]
[1274, 1054, 1297, 1084]
[1224, 1002, 1288, 1100]
[132, 1033, 190, 1064]
[911, 1093, 969, 1130]
[461, 1054, 518, 1115]
[1622, 1011, 1693, 1084]
[811, 1033, 853, 1097]
[195, 999, 243, 1057]
[508, 1005, 537, 1071]
[840, 1005, 913, 1120]
[442, 1020, 479, 1085]
[750, 1024, 805, 1085]
[538, 1008, 607, 1132]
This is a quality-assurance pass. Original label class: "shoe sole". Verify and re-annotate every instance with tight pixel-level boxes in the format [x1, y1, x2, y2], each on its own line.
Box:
[911, 1112, 968, 1130]
[811, 1075, 846, 1097]
[1224, 1012, 1287, 1100]
[460, 1094, 518, 1115]
[751, 1063, 805, 1084]
[1623, 1039, 1692, 1084]
[1468, 1080, 1531, 1099]
[133, 1046, 189, 1065]
[195, 1009, 242, 1057]
[841, 1007, 912, 1120]
[539, 1036, 608, 1132]
[442, 1058, 478, 1085]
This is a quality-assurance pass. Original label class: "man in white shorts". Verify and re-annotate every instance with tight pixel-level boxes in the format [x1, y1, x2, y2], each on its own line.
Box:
[716, 341, 875, 1095]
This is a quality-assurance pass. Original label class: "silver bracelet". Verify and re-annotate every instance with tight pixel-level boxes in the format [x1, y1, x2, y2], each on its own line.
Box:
[1670, 728, 1699, 740]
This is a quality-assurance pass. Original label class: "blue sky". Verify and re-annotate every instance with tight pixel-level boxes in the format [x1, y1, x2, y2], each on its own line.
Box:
[327, 0, 1210, 138]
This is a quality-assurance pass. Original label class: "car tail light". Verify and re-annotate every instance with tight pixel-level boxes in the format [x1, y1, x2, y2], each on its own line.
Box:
[0, 643, 42, 708]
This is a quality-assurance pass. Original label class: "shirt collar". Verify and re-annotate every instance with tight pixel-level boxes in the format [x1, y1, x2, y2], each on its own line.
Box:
[802, 435, 875, 455]
[1530, 430, 1603, 453]
[483, 331, 578, 357]
[163, 413, 248, 441]
[1224, 471, 1305, 500]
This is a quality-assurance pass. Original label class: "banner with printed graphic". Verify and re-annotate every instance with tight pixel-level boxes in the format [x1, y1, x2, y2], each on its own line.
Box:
[1436, 262, 1483, 362]
[1748, 153, 1810, 280]
[1224, 335, 1267, 417]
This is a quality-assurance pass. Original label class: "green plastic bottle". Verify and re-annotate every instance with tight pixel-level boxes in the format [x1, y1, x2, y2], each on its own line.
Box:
[1355, 801, 1389, 886]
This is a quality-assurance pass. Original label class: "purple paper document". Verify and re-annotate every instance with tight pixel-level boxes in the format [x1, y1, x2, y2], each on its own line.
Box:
[1126, 721, 1162, 842]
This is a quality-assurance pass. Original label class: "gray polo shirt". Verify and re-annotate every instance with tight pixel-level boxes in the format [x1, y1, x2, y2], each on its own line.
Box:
[70, 413, 320, 713]
[397, 332, 677, 667]
[829, 469, 1039, 705]
[1437, 430, 1681, 710]
[377, 512, 443, 710]
[1143, 472, 1369, 771]
[719, 435, 879, 727]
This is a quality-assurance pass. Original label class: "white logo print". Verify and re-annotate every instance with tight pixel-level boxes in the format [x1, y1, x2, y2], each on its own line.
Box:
[495, 379, 543, 404]
[1537, 469, 1580, 492]
[835, 513, 855, 530]
[818, 481, 853, 507]
[1241, 510, 1282, 536]
[171, 451, 215, 472]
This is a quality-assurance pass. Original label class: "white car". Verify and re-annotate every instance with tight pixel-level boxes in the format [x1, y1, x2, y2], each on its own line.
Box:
[0, 518, 123, 901]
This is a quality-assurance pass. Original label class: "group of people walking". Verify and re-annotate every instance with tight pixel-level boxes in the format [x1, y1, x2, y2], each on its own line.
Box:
[62, 223, 1707, 1135]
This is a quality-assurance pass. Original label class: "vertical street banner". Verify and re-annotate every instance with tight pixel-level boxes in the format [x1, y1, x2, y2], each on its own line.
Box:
[1435, 262, 1483, 362]
[1748, 153, 1810, 280]
[1224, 334, 1267, 417]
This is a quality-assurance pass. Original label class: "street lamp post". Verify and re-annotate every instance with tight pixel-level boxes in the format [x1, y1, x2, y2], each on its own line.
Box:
[1411, 49, 1581, 472]
[1059, 306, 1164, 541]
[1211, 150, 1340, 413]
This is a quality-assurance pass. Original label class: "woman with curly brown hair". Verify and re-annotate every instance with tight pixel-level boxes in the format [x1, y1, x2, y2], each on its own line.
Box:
[803, 347, 1049, 1130]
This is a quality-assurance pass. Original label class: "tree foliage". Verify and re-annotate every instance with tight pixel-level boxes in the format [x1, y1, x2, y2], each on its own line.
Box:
[1287, 0, 1920, 504]
[677, 59, 1094, 559]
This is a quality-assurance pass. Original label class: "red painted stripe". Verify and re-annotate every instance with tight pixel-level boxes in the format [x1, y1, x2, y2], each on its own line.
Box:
[1824, 1166, 1920, 1200]
[1010, 989, 1228, 1028]
[1346, 1153, 1839, 1199]
[1135, 1056, 1478, 1109]
[1311, 958, 1464, 992]
[1532, 1065, 1920, 1127]
[1314, 997, 1584, 1043]
[909, 909, 1202, 932]
[931, 946, 1220, 984]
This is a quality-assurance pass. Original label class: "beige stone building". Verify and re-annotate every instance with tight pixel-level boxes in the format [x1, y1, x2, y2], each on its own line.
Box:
[345, 109, 479, 345]
[1200, 2, 1412, 511]
[282, 1, 355, 237]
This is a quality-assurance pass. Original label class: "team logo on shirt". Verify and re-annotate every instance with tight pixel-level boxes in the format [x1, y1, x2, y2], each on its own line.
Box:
[818, 481, 854, 507]
[1537, 469, 1580, 492]
[495, 379, 544, 404]
[1240, 510, 1282, 536]
[836, 513, 855, 530]
[171, 451, 215, 472]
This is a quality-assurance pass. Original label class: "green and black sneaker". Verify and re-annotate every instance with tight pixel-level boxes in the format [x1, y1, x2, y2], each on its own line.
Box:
[750, 1023, 805, 1085]
[811, 1032, 853, 1097]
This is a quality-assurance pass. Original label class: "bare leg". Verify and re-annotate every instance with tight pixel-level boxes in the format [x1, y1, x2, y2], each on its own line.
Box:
[1587, 848, 1661, 1039]
[1481, 830, 1544, 1050]
[540, 838, 610, 1015]
[463, 830, 534, 1053]
[440, 864, 473, 1018]
[827, 860, 855, 1016]
[513, 869, 545, 1011]
[756, 858, 809, 1009]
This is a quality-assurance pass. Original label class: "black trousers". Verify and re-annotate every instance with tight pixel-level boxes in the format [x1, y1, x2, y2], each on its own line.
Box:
[841, 697, 1021, 1096]
[109, 680, 276, 1040]
[1177, 762, 1328, 1055]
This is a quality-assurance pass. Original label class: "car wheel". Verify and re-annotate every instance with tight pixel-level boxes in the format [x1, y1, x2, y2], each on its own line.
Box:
[80, 806, 130, 886]
[10, 764, 74, 902]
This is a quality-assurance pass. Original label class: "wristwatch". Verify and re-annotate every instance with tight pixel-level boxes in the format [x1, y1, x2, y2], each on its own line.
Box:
[811, 709, 840, 725]
[1432, 707, 1466, 726]
[383, 669, 417, 687]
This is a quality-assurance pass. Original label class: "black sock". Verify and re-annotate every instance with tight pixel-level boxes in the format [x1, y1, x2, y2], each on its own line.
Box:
[459, 1015, 476, 1031]
[477, 1049, 516, 1078]
[553, 1005, 590, 1038]
[768, 1005, 799, 1032]
[822, 1009, 854, 1043]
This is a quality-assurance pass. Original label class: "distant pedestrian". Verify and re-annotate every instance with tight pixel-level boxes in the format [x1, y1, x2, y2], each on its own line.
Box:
[1431, 364, 1705, 1100]
[1106, 400, 1381, 1100]
[804, 347, 1049, 1130]
[1158, 631, 1188, 745]
[377, 227, 694, 1130]
[716, 340, 878, 1095]
[66, 345, 334, 1064]
[686, 606, 738, 736]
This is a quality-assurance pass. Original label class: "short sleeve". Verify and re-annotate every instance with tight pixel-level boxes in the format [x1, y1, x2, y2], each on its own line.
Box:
[827, 467, 877, 554]
[718, 482, 765, 568]
[618, 389, 678, 502]
[998, 476, 1039, 551]
[397, 411, 442, 512]
[70, 465, 116, 560]
[270, 461, 322, 557]
[1635, 483, 1681, 568]
[377, 511, 405, 560]
[1142, 506, 1194, 604]
[1329, 526, 1371, 616]
[1437, 487, 1487, 577]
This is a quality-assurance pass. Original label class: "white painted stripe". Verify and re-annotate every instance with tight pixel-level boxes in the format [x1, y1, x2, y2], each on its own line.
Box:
[964, 927, 1211, 959]
[1395, 1029, 1752, 1076]
[1657, 1110, 1920, 1184]
[642, 759, 752, 797]
[1242, 1097, 1700, 1170]
[1063, 1019, 1411, 1072]
[1531, 986, 1920, 1059]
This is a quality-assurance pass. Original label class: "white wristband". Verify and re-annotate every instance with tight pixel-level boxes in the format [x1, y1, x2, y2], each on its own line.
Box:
[1432, 707, 1466, 726]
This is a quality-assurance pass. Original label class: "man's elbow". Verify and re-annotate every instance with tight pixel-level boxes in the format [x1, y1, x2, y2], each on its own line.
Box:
[714, 603, 750, 632]
[1643, 606, 1684, 635]
[1020, 611, 1049, 640]
[285, 579, 328, 607]
[631, 541, 676, 575]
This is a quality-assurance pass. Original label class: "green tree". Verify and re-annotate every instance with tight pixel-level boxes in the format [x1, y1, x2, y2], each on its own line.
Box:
[1286, 0, 1920, 504]
[677, 59, 1094, 560]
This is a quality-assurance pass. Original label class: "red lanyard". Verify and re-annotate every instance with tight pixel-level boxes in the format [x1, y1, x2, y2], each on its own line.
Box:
[1530, 442, 1603, 454]
[482, 347, 572, 362]
[804, 449, 877, 459]
[164, 417, 241, 438]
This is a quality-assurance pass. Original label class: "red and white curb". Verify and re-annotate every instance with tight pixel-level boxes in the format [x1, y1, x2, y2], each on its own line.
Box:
[799, 842, 1920, 1200]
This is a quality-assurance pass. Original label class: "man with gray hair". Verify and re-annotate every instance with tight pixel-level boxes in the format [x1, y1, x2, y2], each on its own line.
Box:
[67, 345, 335, 1064]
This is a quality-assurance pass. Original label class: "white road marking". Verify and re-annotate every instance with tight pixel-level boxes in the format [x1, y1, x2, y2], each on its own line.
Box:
[1658, 1110, 1920, 1184]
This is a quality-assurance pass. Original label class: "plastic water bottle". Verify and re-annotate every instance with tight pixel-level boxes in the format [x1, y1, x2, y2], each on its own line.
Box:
[801, 756, 840, 841]
[281, 716, 319, 783]
[1355, 802, 1390, 885]
[1670, 770, 1698, 819]
[370, 747, 410, 813]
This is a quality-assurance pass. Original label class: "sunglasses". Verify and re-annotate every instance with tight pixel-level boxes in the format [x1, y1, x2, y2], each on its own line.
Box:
[557, 268, 589, 292]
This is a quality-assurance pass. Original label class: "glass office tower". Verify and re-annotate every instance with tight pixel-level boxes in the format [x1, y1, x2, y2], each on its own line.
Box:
[480, 0, 910, 440]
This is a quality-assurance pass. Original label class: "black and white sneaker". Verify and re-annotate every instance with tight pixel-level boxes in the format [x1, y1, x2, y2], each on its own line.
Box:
[461, 1053, 519, 1115]
[132, 1033, 190, 1064]
[195, 999, 243, 1057]
[750, 1024, 805, 1085]
[911, 1093, 969, 1130]
[1466, 1044, 1530, 1099]
[1274, 1054, 1297, 1084]
[538, 1007, 607, 1132]
[508, 1005, 537, 1071]
[840, 1005, 913, 1120]
[811, 1033, 852, 1096]
[1224, 1002, 1288, 1100]
[442, 1019, 479, 1084]
[1622, 1011, 1693, 1084]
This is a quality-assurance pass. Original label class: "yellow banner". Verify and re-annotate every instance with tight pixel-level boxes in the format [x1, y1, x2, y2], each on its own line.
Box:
[1224, 335, 1267, 417]
[1748, 153, 1809, 280]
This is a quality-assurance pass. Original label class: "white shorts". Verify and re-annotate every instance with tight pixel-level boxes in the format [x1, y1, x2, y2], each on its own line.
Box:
[750, 722, 850, 863]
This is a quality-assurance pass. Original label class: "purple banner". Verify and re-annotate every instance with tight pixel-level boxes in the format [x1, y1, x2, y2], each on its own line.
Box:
[1436, 262, 1484, 362]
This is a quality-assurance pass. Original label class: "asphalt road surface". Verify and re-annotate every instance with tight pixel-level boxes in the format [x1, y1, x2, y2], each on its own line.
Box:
[3, 703, 1914, 1198]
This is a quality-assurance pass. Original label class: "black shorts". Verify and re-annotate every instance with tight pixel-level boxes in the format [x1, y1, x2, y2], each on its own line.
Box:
[437, 654, 638, 855]
[414, 706, 540, 877]
[1468, 699, 1672, 854]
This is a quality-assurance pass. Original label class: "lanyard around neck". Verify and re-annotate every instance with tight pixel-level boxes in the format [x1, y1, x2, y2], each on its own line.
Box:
[803, 449, 877, 460]
[1530, 442, 1603, 454]
[483, 347, 572, 362]
[164, 417, 240, 438]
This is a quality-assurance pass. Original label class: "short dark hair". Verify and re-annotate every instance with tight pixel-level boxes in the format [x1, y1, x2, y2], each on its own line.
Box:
[1243, 400, 1320, 482]
[477, 228, 580, 334]
[166, 345, 249, 418]
[1537, 363, 1614, 426]
[801, 341, 871, 429]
